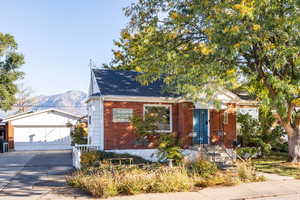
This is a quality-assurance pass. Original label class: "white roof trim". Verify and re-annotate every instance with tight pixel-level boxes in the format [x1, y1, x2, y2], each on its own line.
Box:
[102, 95, 179, 103]
[86, 90, 257, 105]
[3, 108, 81, 122]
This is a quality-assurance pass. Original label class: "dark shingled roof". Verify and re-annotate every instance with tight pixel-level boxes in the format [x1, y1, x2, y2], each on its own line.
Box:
[92, 69, 176, 97]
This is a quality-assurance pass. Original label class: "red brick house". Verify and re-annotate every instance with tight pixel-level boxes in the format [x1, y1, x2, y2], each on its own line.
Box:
[87, 69, 257, 160]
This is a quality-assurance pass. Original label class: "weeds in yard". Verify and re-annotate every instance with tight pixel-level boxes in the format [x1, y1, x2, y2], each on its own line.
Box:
[186, 159, 218, 178]
[237, 162, 266, 182]
[67, 159, 265, 198]
[67, 166, 193, 198]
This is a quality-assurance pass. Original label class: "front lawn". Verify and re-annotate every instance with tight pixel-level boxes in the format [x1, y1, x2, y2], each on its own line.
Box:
[253, 152, 300, 178]
[66, 151, 265, 198]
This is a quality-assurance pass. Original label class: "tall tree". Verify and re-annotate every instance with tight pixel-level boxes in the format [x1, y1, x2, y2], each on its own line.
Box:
[0, 33, 24, 110]
[15, 83, 36, 113]
[109, 0, 300, 162]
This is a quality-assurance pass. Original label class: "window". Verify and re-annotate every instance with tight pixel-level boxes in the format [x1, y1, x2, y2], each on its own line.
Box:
[88, 116, 92, 124]
[144, 105, 172, 132]
[223, 111, 228, 124]
[112, 108, 133, 122]
[238, 108, 259, 119]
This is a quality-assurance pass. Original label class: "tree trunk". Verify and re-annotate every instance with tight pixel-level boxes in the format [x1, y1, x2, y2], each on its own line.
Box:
[288, 128, 300, 162]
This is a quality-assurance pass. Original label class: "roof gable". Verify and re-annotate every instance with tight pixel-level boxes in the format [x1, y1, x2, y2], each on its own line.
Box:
[3, 109, 80, 122]
[92, 69, 176, 97]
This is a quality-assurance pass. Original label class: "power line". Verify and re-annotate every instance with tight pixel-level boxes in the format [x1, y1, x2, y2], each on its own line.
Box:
[12, 105, 87, 108]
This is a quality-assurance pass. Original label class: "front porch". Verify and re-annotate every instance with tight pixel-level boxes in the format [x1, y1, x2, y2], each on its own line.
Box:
[191, 105, 236, 148]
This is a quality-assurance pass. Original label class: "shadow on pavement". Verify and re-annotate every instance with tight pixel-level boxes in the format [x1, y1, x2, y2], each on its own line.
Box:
[0, 150, 75, 198]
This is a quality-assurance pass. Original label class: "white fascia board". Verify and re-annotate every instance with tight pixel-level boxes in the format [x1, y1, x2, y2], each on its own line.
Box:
[3, 108, 81, 122]
[101, 95, 179, 103]
[237, 100, 259, 106]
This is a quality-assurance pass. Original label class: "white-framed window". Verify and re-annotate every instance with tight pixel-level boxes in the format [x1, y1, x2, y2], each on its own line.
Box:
[238, 108, 259, 119]
[223, 111, 229, 124]
[112, 108, 133, 122]
[143, 104, 172, 132]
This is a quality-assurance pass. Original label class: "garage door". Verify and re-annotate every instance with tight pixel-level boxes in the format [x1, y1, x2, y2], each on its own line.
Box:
[14, 127, 72, 151]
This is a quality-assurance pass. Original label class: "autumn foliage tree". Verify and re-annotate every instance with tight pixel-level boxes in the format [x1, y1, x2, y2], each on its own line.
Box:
[0, 33, 24, 110]
[109, 0, 300, 162]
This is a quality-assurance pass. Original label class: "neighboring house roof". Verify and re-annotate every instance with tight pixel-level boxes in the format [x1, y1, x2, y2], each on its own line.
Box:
[92, 69, 176, 97]
[231, 89, 257, 101]
[3, 108, 81, 122]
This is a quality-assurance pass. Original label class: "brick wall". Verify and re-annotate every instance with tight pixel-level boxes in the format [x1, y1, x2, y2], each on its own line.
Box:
[210, 103, 236, 148]
[5, 121, 14, 149]
[177, 102, 193, 148]
[103, 101, 236, 150]
[103, 101, 180, 150]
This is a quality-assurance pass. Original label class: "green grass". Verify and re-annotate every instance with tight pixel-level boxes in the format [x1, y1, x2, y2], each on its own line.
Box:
[253, 152, 300, 178]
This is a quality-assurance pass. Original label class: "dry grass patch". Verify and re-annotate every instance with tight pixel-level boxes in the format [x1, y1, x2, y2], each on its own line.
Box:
[67, 166, 193, 198]
[67, 160, 265, 198]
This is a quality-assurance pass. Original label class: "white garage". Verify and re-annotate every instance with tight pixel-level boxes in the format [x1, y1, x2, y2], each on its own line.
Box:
[3, 109, 80, 151]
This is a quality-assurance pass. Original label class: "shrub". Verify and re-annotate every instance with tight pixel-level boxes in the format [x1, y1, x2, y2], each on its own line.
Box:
[67, 166, 193, 198]
[66, 171, 118, 198]
[80, 151, 101, 168]
[71, 123, 88, 145]
[194, 175, 225, 187]
[156, 134, 183, 163]
[187, 159, 218, 177]
[116, 168, 151, 195]
[237, 113, 285, 156]
[272, 142, 288, 153]
[130, 114, 184, 163]
[222, 176, 242, 186]
[236, 147, 259, 160]
[150, 168, 192, 192]
[237, 162, 261, 182]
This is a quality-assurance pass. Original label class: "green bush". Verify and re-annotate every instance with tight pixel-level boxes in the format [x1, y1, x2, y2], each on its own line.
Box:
[156, 134, 183, 163]
[130, 114, 183, 164]
[272, 142, 288, 153]
[236, 147, 260, 160]
[237, 113, 285, 156]
[71, 125, 87, 145]
[80, 151, 102, 168]
[187, 159, 218, 177]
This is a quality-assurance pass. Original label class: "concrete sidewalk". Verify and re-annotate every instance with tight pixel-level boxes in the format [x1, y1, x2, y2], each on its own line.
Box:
[39, 179, 300, 200]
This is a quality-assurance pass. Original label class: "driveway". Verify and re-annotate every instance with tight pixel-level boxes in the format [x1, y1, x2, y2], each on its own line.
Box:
[0, 150, 73, 200]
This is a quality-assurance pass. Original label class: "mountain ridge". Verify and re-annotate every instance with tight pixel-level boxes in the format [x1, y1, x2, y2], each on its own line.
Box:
[0, 90, 88, 118]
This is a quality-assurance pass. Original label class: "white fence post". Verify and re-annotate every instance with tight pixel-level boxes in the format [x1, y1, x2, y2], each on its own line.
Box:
[72, 144, 101, 169]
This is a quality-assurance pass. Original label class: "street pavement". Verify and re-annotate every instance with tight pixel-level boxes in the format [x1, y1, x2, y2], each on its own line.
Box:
[0, 150, 73, 200]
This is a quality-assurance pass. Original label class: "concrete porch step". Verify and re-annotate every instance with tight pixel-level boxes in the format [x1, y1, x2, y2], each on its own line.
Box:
[188, 145, 237, 168]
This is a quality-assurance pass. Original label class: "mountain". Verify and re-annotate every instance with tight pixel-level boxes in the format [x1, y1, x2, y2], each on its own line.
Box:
[33, 90, 88, 116]
[0, 90, 88, 118]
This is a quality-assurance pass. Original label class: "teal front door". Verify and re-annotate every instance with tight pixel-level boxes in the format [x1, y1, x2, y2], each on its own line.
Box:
[193, 109, 209, 144]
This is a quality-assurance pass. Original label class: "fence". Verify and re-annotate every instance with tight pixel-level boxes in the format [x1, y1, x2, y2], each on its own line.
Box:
[72, 144, 101, 169]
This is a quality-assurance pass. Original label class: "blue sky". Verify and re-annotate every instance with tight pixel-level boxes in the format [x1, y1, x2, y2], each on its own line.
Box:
[0, 0, 133, 95]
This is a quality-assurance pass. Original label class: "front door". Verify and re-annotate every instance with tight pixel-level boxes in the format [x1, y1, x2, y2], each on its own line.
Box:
[193, 109, 209, 144]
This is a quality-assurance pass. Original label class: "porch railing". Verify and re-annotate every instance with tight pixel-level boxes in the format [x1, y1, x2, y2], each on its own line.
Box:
[72, 144, 101, 169]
